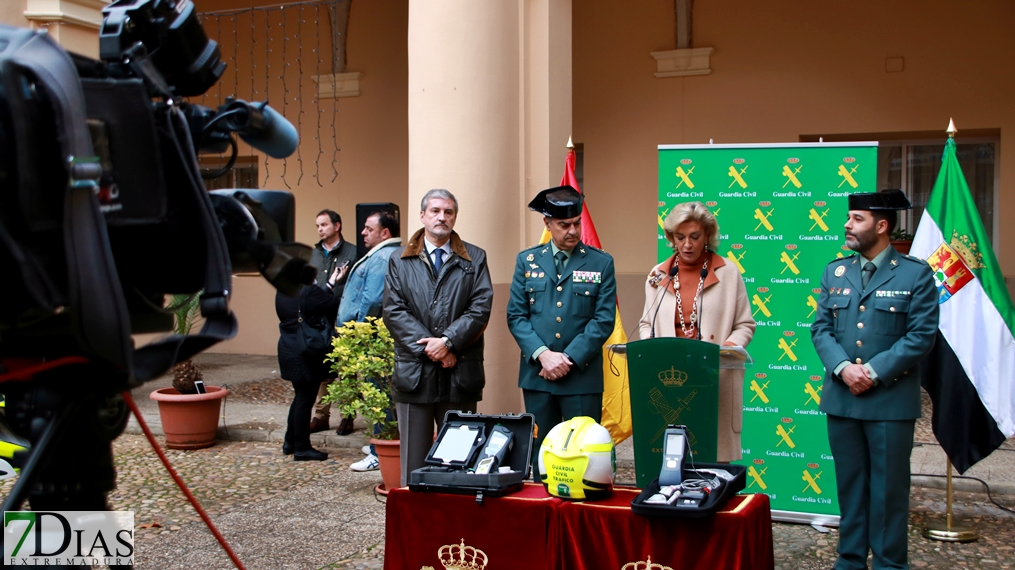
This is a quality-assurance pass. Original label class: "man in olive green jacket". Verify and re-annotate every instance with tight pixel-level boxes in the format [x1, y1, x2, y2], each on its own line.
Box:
[507, 186, 616, 462]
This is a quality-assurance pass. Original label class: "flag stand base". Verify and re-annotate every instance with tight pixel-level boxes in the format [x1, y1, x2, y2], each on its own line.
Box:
[922, 523, 978, 543]
[921, 458, 979, 543]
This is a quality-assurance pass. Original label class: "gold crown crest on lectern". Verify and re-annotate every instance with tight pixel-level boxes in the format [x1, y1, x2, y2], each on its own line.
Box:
[424, 539, 487, 570]
[658, 366, 688, 387]
[622, 555, 674, 570]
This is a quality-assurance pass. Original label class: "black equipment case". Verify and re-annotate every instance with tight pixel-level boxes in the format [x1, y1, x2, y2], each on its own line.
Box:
[409, 411, 535, 502]
[630, 462, 747, 518]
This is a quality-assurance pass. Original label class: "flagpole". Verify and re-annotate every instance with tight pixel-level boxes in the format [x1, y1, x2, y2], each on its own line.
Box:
[921, 118, 977, 544]
[922, 458, 978, 542]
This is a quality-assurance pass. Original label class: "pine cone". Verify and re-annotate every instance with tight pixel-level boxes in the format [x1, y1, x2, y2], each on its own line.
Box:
[172, 359, 203, 394]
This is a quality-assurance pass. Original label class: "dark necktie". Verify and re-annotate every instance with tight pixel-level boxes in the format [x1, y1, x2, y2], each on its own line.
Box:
[555, 251, 567, 275]
[433, 248, 444, 274]
[862, 261, 876, 289]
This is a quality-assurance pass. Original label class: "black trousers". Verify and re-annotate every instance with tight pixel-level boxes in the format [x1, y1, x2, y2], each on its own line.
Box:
[286, 380, 323, 452]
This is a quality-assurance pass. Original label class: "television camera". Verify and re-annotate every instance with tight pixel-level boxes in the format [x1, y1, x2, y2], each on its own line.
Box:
[0, 0, 314, 519]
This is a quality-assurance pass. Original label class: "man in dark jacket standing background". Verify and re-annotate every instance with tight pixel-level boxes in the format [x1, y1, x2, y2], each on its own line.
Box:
[383, 189, 493, 486]
[309, 209, 359, 434]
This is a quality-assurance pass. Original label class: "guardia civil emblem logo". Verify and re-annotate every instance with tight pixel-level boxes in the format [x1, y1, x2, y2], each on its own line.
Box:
[801, 464, 824, 495]
[747, 460, 768, 491]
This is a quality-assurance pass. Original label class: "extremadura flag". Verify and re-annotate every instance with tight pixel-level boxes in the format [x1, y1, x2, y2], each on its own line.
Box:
[911, 137, 1015, 473]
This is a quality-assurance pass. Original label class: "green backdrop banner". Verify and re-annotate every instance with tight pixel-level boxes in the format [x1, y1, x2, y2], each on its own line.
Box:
[656, 142, 877, 523]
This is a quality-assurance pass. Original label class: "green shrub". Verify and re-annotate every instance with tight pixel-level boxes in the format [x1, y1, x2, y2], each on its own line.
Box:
[323, 317, 397, 440]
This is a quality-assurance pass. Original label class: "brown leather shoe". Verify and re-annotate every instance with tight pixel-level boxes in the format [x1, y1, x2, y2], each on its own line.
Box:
[308, 418, 330, 433]
[335, 416, 355, 436]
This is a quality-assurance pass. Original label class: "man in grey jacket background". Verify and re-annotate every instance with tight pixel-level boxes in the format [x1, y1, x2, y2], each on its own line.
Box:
[382, 189, 493, 486]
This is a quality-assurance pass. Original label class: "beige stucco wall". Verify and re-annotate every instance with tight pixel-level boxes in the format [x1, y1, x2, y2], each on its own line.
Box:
[0, 1, 30, 28]
[574, 0, 1015, 292]
[196, 0, 409, 355]
[2, 1, 103, 57]
[204, 0, 1015, 364]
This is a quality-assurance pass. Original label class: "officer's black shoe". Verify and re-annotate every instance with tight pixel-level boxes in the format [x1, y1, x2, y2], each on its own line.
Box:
[294, 448, 328, 461]
[282, 442, 294, 455]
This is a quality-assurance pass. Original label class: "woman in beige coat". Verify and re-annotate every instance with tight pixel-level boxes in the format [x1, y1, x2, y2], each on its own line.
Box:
[638, 201, 755, 462]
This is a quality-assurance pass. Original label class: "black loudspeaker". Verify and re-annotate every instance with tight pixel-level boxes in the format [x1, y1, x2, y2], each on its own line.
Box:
[355, 202, 400, 259]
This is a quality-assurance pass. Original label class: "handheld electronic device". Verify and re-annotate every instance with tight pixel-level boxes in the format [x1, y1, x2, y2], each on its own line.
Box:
[658, 425, 690, 487]
[474, 456, 496, 475]
[193, 380, 207, 394]
[475, 424, 514, 472]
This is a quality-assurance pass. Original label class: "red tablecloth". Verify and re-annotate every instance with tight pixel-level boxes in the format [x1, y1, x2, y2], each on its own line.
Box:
[384, 484, 773, 570]
[555, 490, 774, 570]
[384, 483, 559, 570]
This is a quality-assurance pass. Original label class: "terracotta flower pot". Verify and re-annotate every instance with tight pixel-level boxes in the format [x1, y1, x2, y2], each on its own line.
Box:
[371, 438, 401, 493]
[150, 386, 229, 450]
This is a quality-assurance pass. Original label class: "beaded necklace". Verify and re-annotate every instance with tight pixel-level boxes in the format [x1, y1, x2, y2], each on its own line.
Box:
[673, 256, 707, 338]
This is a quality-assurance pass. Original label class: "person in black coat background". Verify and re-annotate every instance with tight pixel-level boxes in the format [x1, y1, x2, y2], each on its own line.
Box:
[276, 283, 339, 461]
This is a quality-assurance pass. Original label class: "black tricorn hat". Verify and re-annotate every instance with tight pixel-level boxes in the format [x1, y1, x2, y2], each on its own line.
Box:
[848, 188, 912, 211]
[528, 185, 583, 219]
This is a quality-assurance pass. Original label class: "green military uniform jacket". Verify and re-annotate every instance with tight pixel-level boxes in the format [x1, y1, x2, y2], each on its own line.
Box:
[811, 246, 939, 419]
[506, 241, 617, 395]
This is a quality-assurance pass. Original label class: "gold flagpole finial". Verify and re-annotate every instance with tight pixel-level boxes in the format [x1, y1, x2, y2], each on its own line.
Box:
[566, 136, 574, 150]
[946, 118, 957, 138]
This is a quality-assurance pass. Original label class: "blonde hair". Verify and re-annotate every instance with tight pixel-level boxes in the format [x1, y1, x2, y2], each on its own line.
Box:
[663, 201, 720, 252]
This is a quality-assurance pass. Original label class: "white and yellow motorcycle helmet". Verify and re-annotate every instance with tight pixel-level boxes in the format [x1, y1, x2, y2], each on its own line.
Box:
[538, 416, 615, 500]
[0, 398, 28, 481]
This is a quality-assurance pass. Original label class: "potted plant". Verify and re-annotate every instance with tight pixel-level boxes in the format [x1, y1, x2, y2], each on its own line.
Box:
[891, 228, 915, 255]
[149, 293, 229, 450]
[323, 317, 398, 491]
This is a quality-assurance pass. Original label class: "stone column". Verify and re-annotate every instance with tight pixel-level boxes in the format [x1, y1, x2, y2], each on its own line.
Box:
[407, 0, 572, 414]
[23, 0, 106, 58]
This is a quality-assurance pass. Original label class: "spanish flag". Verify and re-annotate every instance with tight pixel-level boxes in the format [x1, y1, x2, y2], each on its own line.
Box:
[541, 147, 632, 443]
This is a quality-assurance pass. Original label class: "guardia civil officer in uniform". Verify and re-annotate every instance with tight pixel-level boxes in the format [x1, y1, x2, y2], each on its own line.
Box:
[507, 186, 617, 462]
[811, 189, 939, 570]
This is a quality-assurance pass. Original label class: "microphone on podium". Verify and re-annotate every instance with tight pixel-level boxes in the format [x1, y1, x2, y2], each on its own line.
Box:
[696, 264, 708, 341]
[650, 265, 680, 339]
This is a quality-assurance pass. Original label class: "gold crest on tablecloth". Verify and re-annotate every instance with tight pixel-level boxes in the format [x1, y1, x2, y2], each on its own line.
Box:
[622, 555, 673, 570]
[420, 538, 488, 570]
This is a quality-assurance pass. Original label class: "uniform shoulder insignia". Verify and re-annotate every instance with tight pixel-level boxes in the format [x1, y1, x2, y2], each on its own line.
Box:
[583, 244, 611, 257]
[520, 244, 542, 258]
[900, 254, 930, 266]
[829, 253, 855, 264]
